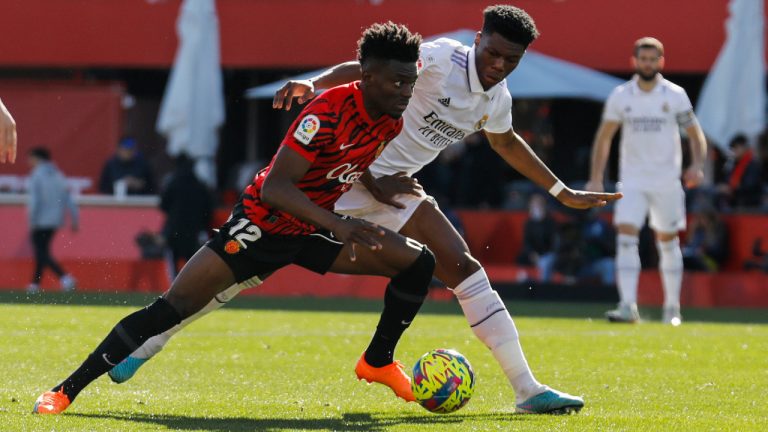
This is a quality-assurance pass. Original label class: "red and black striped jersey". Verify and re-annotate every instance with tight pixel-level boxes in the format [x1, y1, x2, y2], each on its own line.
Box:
[242, 82, 403, 236]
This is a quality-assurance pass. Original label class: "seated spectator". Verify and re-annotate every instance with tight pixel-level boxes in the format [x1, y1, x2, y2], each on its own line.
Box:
[742, 238, 768, 272]
[517, 194, 558, 281]
[716, 134, 762, 209]
[577, 209, 616, 285]
[682, 206, 728, 272]
[99, 137, 155, 195]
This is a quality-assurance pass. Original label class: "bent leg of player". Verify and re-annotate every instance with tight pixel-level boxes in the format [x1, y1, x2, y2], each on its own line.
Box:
[33, 246, 236, 414]
[108, 280, 258, 383]
[396, 199, 583, 414]
[324, 229, 434, 402]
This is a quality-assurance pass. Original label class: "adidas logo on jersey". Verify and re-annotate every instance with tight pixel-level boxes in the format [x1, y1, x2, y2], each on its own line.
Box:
[438, 97, 451, 107]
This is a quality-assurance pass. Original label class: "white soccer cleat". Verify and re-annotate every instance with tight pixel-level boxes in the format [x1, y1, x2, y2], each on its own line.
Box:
[605, 303, 640, 323]
[662, 305, 682, 326]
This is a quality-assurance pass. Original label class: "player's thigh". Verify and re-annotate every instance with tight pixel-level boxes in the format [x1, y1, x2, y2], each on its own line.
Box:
[614, 188, 650, 231]
[336, 181, 428, 232]
[648, 184, 686, 234]
[328, 227, 424, 278]
[163, 246, 237, 319]
[399, 199, 480, 286]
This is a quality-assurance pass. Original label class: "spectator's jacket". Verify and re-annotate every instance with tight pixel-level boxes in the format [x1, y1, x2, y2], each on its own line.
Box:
[27, 161, 79, 229]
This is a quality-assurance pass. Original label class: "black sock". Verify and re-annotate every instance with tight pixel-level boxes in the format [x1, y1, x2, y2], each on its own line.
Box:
[365, 247, 434, 367]
[53, 297, 181, 401]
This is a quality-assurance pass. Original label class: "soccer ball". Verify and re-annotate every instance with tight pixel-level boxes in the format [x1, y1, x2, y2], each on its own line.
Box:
[411, 348, 475, 414]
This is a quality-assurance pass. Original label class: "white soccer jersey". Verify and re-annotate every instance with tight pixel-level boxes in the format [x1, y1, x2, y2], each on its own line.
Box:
[369, 38, 513, 178]
[603, 75, 694, 189]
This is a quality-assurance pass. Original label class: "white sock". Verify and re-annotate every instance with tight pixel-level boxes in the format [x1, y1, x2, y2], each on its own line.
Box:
[616, 234, 640, 306]
[453, 268, 546, 403]
[657, 237, 683, 309]
[132, 282, 250, 359]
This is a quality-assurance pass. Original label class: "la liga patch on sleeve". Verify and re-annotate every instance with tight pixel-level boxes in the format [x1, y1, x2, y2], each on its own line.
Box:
[293, 114, 320, 145]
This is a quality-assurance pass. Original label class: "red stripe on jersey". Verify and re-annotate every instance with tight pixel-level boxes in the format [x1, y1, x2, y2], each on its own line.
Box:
[243, 82, 402, 236]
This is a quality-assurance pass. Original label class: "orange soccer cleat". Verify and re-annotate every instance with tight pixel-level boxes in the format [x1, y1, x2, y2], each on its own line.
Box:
[32, 389, 71, 414]
[355, 353, 415, 402]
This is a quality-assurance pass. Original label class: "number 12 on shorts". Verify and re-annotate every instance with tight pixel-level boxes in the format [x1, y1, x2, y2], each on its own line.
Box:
[228, 218, 263, 249]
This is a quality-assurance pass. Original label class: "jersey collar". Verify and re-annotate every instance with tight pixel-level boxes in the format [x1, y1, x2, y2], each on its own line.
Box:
[467, 46, 485, 94]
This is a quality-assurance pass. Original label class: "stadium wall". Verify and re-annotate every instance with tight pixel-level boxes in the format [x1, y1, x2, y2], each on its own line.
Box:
[0, 0, 741, 72]
[1, 204, 767, 308]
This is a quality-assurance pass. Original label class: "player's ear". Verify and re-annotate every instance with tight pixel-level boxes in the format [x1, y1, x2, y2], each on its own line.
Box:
[630, 55, 637, 69]
[360, 68, 374, 88]
[474, 31, 482, 46]
[658, 56, 665, 69]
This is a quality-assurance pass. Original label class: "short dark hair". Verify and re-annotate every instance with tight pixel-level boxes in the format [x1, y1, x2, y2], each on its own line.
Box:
[634, 37, 664, 57]
[29, 147, 51, 161]
[482, 5, 539, 47]
[729, 134, 748, 148]
[357, 21, 421, 65]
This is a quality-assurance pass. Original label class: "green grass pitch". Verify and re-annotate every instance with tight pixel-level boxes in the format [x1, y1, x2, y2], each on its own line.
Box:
[1, 292, 766, 431]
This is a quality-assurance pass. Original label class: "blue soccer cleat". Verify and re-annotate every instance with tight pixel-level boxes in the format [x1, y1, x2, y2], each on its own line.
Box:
[516, 388, 584, 414]
[108, 356, 149, 384]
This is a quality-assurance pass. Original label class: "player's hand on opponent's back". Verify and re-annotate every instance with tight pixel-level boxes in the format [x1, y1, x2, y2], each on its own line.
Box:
[369, 172, 423, 209]
[0, 99, 17, 163]
[273, 80, 316, 111]
[330, 217, 386, 261]
[554, 187, 622, 210]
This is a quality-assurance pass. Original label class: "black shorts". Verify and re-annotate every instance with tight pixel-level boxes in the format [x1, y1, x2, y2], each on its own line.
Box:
[206, 214, 344, 285]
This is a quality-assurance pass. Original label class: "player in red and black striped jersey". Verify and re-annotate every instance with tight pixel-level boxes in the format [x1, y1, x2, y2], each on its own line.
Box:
[34, 22, 431, 415]
[243, 80, 401, 236]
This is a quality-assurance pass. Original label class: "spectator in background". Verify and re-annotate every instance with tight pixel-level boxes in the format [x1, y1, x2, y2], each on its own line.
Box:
[517, 194, 558, 281]
[99, 137, 155, 195]
[577, 209, 616, 285]
[682, 205, 729, 272]
[716, 134, 762, 209]
[0, 97, 17, 164]
[160, 153, 213, 277]
[26, 147, 78, 294]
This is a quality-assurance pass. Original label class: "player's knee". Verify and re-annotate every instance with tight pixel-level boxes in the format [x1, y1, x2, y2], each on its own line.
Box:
[391, 246, 435, 297]
[617, 233, 639, 250]
[443, 252, 482, 283]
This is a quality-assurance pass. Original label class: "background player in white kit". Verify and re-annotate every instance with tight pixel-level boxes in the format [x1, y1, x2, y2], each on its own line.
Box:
[110, 5, 620, 414]
[586, 37, 707, 325]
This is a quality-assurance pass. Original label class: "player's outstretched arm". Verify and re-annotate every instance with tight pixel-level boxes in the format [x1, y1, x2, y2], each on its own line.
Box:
[273, 61, 362, 111]
[485, 128, 621, 209]
[261, 146, 385, 260]
[586, 120, 620, 192]
[0, 98, 17, 163]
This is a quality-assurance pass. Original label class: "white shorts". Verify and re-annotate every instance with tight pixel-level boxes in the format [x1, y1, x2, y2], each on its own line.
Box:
[334, 182, 430, 232]
[614, 184, 686, 233]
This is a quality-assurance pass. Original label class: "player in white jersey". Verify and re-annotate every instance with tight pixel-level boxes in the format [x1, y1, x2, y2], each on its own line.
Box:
[109, 6, 620, 414]
[586, 37, 707, 325]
